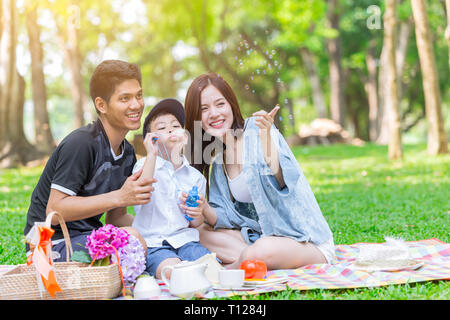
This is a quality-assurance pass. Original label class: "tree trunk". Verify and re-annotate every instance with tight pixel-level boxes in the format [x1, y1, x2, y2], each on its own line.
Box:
[365, 39, 379, 141]
[376, 41, 389, 144]
[0, 0, 42, 168]
[326, 0, 345, 127]
[445, 0, 450, 67]
[384, 0, 403, 160]
[26, 3, 55, 154]
[396, 18, 413, 100]
[299, 47, 327, 118]
[285, 98, 296, 133]
[376, 18, 412, 145]
[411, 0, 448, 155]
[53, 4, 90, 129]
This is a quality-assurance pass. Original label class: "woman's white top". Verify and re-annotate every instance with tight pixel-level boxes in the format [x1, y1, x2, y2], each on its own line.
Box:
[225, 168, 253, 203]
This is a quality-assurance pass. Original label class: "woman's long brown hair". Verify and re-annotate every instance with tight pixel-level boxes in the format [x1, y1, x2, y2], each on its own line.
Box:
[184, 73, 245, 197]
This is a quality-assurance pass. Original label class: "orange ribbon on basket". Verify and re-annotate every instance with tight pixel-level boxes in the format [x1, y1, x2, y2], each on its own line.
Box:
[27, 225, 62, 298]
[90, 245, 126, 297]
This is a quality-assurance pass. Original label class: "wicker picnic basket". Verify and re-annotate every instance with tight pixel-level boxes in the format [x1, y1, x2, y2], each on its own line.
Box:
[0, 212, 123, 300]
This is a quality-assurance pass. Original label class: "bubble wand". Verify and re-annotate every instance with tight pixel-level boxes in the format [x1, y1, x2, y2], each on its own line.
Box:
[151, 134, 197, 221]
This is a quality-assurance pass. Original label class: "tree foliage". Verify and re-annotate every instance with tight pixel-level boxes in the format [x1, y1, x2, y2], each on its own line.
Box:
[1, 0, 448, 166]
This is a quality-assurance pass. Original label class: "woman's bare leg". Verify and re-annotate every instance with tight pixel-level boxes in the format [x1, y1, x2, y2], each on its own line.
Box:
[197, 224, 248, 264]
[227, 236, 327, 270]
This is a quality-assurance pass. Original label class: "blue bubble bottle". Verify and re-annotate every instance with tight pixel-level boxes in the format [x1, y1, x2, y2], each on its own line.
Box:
[184, 186, 199, 221]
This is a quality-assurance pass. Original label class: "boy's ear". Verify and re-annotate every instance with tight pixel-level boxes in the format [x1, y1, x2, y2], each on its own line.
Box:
[95, 97, 108, 115]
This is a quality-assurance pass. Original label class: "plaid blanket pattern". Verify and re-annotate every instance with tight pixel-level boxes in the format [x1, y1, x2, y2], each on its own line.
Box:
[208, 238, 450, 298]
[1, 238, 448, 299]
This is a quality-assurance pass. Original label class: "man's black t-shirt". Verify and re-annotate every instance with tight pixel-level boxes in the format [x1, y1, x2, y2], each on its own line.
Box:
[24, 119, 136, 241]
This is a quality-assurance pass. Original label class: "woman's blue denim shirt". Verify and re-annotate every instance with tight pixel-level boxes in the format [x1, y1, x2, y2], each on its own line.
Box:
[208, 117, 333, 246]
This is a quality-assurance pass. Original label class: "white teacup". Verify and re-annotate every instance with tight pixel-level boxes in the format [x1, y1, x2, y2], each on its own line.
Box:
[134, 275, 161, 299]
[219, 269, 245, 288]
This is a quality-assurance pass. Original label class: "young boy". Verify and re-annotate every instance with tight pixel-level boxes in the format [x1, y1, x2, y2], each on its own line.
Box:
[132, 98, 212, 279]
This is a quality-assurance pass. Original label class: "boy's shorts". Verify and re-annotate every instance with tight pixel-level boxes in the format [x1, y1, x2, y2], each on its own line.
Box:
[145, 240, 211, 276]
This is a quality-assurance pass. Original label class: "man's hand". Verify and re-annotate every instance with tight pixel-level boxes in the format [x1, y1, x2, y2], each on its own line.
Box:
[117, 169, 157, 207]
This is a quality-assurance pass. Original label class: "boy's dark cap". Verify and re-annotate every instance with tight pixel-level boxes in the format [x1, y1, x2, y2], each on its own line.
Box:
[142, 98, 186, 138]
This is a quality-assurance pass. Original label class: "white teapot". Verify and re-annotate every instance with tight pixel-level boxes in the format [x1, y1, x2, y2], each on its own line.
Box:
[161, 261, 212, 299]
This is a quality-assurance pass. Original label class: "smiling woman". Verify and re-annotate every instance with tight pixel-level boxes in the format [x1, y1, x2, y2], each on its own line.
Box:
[184, 73, 335, 271]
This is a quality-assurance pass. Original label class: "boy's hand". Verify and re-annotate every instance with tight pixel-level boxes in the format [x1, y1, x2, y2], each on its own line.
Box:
[178, 192, 205, 221]
[143, 132, 159, 157]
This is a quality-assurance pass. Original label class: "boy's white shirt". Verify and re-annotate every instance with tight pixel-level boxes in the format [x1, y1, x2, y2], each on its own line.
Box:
[132, 154, 206, 249]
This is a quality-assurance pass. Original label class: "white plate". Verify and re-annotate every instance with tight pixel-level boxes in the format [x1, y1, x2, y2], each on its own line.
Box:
[352, 259, 424, 272]
[243, 277, 289, 287]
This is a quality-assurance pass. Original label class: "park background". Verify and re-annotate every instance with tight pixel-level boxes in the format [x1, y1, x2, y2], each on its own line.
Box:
[0, 0, 449, 299]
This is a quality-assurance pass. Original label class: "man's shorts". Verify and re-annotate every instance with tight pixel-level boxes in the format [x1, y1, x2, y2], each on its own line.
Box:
[25, 232, 90, 263]
[145, 240, 211, 276]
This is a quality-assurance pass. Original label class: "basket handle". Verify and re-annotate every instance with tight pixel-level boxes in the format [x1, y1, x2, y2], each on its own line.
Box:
[45, 211, 73, 262]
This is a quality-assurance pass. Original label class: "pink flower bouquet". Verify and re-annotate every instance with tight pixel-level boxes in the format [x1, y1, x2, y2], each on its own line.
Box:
[86, 224, 130, 260]
[81, 224, 146, 284]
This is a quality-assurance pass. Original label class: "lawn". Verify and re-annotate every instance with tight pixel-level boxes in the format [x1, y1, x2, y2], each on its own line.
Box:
[0, 142, 449, 299]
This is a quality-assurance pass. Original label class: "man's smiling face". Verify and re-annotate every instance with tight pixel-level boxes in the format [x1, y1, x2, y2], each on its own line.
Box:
[101, 79, 145, 133]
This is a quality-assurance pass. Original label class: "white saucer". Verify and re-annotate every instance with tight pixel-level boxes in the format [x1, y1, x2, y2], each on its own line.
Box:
[352, 259, 424, 272]
[213, 285, 254, 291]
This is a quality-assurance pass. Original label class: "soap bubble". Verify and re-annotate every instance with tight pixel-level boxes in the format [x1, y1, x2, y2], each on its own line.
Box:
[245, 84, 249, 90]
[272, 49, 276, 55]
[256, 69, 260, 74]
[284, 98, 289, 104]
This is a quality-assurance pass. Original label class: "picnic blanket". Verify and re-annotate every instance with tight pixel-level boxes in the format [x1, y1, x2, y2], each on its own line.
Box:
[1, 238, 449, 299]
[118, 238, 450, 299]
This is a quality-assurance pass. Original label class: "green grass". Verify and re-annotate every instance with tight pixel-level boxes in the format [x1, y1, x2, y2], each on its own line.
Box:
[1, 142, 449, 299]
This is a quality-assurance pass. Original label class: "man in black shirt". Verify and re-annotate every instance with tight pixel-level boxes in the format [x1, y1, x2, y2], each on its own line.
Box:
[24, 60, 155, 261]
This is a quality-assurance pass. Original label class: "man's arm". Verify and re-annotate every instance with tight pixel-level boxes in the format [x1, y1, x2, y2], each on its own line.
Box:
[46, 169, 156, 225]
